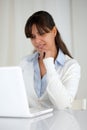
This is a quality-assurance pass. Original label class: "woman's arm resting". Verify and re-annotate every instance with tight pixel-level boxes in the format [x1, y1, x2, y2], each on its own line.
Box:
[43, 57, 81, 109]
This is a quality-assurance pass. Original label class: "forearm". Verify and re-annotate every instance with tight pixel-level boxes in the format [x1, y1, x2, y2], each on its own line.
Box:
[43, 57, 80, 109]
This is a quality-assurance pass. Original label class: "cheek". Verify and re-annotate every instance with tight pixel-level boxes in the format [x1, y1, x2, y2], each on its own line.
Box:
[30, 40, 35, 46]
[46, 35, 55, 44]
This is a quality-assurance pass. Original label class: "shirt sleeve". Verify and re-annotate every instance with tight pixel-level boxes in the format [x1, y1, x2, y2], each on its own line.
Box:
[43, 57, 81, 109]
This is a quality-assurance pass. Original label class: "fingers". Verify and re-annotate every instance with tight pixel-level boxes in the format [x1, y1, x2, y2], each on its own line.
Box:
[39, 51, 45, 59]
[39, 50, 52, 59]
[38, 46, 54, 59]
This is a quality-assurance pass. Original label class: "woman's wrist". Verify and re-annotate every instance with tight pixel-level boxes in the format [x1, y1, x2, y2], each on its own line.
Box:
[43, 57, 56, 74]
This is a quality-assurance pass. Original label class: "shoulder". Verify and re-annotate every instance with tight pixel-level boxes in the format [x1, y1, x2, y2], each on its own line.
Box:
[20, 52, 38, 63]
[22, 52, 38, 62]
[19, 52, 38, 67]
[64, 55, 81, 74]
[65, 55, 80, 67]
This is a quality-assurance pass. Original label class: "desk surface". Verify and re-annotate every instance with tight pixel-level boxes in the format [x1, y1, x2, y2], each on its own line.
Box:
[0, 110, 87, 130]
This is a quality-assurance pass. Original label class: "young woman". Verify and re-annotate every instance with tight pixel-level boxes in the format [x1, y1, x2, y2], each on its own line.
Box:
[20, 11, 81, 109]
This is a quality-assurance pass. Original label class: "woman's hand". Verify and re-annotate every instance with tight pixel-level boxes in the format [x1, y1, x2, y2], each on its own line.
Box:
[39, 49, 57, 60]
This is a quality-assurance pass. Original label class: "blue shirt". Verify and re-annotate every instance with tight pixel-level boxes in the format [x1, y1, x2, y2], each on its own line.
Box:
[33, 49, 65, 98]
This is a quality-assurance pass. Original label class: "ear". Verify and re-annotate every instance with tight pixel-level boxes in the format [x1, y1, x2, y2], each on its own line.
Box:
[52, 26, 57, 37]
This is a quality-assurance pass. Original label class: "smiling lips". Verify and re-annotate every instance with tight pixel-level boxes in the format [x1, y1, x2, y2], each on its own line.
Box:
[36, 44, 46, 50]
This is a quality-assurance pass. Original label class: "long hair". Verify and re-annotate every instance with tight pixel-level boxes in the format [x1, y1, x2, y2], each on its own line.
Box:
[25, 10, 72, 58]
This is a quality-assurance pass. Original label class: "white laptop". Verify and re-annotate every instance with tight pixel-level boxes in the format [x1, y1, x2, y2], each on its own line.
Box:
[0, 66, 53, 118]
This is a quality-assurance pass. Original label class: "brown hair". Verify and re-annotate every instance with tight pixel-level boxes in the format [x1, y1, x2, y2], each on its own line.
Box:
[25, 11, 72, 58]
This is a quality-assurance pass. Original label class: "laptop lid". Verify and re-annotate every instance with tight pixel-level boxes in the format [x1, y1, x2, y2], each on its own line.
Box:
[0, 66, 30, 117]
[0, 66, 53, 118]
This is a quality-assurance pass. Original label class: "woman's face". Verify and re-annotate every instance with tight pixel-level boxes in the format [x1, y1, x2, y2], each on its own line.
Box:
[30, 24, 57, 53]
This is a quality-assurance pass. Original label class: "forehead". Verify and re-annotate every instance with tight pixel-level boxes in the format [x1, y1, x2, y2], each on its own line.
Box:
[32, 24, 37, 31]
[31, 24, 51, 35]
[31, 24, 39, 35]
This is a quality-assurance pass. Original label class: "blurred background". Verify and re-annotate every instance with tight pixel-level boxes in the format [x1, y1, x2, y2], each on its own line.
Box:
[0, 0, 87, 100]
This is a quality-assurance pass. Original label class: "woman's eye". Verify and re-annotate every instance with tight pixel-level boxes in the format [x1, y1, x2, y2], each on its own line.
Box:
[40, 32, 45, 35]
